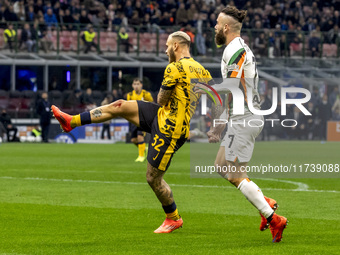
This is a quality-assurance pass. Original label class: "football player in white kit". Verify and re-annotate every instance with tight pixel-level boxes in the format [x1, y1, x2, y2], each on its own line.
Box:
[207, 6, 288, 243]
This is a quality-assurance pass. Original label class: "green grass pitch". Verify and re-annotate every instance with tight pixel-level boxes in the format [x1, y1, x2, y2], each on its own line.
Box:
[0, 141, 339, 255]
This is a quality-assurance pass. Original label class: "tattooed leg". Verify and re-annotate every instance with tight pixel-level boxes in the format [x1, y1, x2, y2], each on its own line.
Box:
[146, 162, 174, 206]
[89, 100, 140, 126]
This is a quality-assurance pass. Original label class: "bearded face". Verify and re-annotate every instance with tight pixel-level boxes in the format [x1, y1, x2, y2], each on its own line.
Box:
[215, 27, 226, 45]
[168, 46, 176, 63]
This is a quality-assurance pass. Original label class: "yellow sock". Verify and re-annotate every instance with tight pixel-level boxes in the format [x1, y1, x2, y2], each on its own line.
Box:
[166, 209, 180, 221]
[138, 143, 145, 157]
[71, 114, 81, 128]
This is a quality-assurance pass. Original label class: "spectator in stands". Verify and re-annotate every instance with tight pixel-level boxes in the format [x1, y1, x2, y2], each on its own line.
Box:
[100, 94, 112, 140]
[268, 9, 279, 29]
[26, 5, 36, 22]
[81, 25, 100, 54]
[254, 32, 267, 57]
[311, 86, 321, 106]
[0, 109, 18, 142]
[36, 92, 51, 143]
[44, 8, 58, 28]
[4, 23, 16, 52]
[326, 24, 339, 44]
[34, 0, 44, 15]
[332, 93, 340, 119]
[64, 89, 83, 109]
[208, 12, 217, 28]
[43, 1, 53, 14]
[124, 0, 134, 19]
[3, 5, 18, 22]
[130, 10, 141, 26]
[159, 11, 173, 26]
[49, 75, 60, 91]
[69, 0, 81, 16]
[79, 9, 91, 25]
[333, 10, 340, 27]
[279, 33, 288, 57]
[39, 25, 53, 53]
[0, 6, 6, 24]
[176, 3, 188, 26]
[141, 13, 152, 32]
[118, 27, 133, 53]
[135, 1, 144, 18]
[72, 13, 80, 25]
[63, 9, 75, 31]
[321, 18, 334, 32]
[316, 94, 332, 140]
[268, 31, 277, 58]
[309, 30, 320, 58]
[304, 102, 316, 140]
[112, 88, 123, 102]
[333, 108, 340, 120]
[290, 28, 303, 56]
[14, 0, 26, 22]
[53, 1, 61, 18]
[105, 4, 115, 31]
[57, 9, 66, 30]
[13, 0, 24, 15]
[20, 23, 36, 52]
[260, 94, 273, 140]
[0, 121, 6, 142]
[195, 13, 207, 55]
[83, 88, 96, 110]
[187, 3, 198, 25]
[290, 106, 308, 139]
[329, 87, 339, 107]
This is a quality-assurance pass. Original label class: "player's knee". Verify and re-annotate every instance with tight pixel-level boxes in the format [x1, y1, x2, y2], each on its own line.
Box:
[146, 172, 161, 188]
[146, 172, 155, 186]
[227, 177, 239, 187]
[108, 99, 126, 114]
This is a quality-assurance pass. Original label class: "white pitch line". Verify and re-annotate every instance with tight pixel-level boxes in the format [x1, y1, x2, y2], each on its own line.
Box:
[0, 169, 313, 189]
[258, 178, 309, 191]
[0, 176, 339, 193]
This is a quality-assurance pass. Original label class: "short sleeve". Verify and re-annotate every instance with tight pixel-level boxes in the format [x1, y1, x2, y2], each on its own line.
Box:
[144, 92, 154, 102]
[161, 64, 180, 91]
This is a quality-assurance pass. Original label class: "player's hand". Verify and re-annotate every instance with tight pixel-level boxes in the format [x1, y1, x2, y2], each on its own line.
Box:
[207, 130, 220, 143]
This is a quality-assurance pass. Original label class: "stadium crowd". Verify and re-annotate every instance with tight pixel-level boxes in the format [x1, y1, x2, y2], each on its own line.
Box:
[1, 0, 340, 56]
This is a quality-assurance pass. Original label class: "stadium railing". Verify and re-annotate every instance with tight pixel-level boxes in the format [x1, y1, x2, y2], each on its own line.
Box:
[1, 22, 339, 58]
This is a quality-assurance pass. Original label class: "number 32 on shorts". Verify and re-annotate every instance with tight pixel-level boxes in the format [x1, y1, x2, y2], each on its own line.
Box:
[151, 134, 164, 160]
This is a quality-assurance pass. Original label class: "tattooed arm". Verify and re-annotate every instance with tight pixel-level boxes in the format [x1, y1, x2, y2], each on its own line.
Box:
[157, 88, 173, 106]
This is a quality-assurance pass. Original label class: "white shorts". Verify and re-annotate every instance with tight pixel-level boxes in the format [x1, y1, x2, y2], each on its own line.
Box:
[221, 115, 263, 163]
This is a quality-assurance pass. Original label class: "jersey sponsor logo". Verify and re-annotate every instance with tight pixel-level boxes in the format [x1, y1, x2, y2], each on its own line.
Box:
[226, 63, 240, 72]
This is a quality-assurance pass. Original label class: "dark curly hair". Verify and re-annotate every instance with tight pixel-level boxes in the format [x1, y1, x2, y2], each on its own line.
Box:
[221, 6, 247, 23]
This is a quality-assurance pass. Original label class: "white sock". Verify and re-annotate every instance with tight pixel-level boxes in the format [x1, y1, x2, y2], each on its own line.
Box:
[238, 179, 274, 218]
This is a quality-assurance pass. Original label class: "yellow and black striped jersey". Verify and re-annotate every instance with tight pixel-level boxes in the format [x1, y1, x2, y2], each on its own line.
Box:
[127, 89, 154, 102]
[158, 57, 212, 139]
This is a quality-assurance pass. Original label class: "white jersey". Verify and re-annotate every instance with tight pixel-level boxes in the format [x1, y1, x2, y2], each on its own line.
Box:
[220, 37, 261, 120]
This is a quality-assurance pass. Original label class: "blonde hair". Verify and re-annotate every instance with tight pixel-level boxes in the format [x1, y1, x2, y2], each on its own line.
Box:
[169, 31, 191, 47]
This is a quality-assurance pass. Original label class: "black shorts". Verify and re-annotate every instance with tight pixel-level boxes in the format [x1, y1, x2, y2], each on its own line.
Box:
[129, 123, 143, 139]
[137, 101, 187, 171]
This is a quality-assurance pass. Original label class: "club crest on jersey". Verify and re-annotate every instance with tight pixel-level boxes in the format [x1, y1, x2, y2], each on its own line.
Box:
[226, 63, 239, 72]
